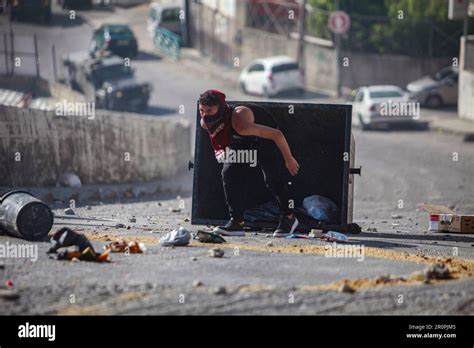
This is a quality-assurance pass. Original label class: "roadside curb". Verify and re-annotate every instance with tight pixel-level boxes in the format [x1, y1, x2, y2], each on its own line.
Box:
[427, 118, 474, 141]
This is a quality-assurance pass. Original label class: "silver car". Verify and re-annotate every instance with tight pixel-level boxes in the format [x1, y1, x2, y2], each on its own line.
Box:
[407, 66, 458, 108]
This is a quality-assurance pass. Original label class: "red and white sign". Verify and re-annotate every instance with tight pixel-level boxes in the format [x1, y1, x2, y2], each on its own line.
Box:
[328, 11, 351, 34]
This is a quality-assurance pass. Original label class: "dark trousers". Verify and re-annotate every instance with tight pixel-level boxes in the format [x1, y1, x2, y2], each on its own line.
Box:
[221, 137, 293, 222]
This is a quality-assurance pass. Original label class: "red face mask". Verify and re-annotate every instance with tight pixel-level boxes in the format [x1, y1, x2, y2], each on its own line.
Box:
[202, 90, 228, 132]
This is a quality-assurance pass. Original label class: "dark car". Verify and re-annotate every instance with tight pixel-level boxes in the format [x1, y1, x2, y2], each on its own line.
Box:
[63, 52, 151, 112]
[8, 0, 52, 24]
[59, 0, 92, 10]
[90, 24, 138, 59]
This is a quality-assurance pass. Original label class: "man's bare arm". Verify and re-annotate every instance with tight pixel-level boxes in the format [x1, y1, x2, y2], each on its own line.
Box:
[232, 106, 300, 175]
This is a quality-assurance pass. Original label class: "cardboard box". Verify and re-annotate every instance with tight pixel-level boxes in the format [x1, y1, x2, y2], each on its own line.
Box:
[448, 214, 474, 233]
[419, 204, 474, 234]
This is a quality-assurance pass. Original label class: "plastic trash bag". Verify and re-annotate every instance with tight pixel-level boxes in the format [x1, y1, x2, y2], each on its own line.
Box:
[302, 195, 338, 223]
[193, 230, 226, 244]
[320, 231, 349, 243]
[160, 227, 191, 246]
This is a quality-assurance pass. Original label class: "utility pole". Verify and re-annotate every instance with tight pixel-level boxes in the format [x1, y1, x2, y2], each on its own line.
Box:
[334, 0, 341, 98]
[297, 0, 307, 73]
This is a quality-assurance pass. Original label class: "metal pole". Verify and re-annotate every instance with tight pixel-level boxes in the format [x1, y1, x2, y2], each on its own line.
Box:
[297, 0, 307, 73]
[3, 33, 8, 75]
[33, 34, 40, 78]
[52, 44, 57, 81]
[10, 25, 14, 76]
[334, 0, 341, 98]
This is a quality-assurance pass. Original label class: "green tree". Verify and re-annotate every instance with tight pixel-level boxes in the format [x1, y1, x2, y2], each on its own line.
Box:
[306, 0, 464, 57]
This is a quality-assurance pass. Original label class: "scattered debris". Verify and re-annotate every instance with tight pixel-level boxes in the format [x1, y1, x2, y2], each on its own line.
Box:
[391, 223, 400, 227]
[169, 207, 181, 213]
[160, 227, 191, 246]
[407, 271, 425, 282]
[57, 245, 110, 262]
[374, 274, 407, 284]
[58, 173, 82, 188]
[191, 257, 198, 261]
[115, 223, 126, 228]
[48, 227, 93, 254]
[48, 228, 109, 262]
[64, 207, 76, 215]
[86, 205, 92, 210]
[0, 289, 20, 300]
[338, 283, 355, 293]
[320, 231, 349, 243]
[129, 217, 137, 223]
[391, 214, 403, 219]
[266, 241, 274, 247]
[193, 280, 203, 287]
[184, 218, 190, 222]
[209, 248, 225, 258]
[194, 230, 226, 243]
[381, 220, 388, 223]
[105, 240, 145, 253]
[366, 227, 377, 232]
[285, 234, 310, 239]
[463, 133, 474, 142]
[309, 229, 324, 238]
[212, 286, 227, 295]
[424, 263, 450, 280]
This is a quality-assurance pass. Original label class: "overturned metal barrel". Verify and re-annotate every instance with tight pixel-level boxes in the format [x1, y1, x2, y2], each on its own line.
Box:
[0, 191, 54, 241]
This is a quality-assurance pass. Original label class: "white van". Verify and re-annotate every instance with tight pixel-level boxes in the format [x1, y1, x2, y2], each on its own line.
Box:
[147, 2, 183, 37]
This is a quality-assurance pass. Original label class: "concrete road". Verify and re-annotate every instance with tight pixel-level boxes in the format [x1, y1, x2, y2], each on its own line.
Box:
[1, 3, 473, 315]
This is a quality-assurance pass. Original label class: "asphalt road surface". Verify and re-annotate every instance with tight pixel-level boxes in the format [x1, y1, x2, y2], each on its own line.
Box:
[0, 3, 473, 315]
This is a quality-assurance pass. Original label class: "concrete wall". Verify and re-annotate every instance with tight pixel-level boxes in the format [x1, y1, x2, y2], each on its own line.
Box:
[459, 36, 474, 122]
[0, 106, 191, 186]
[340, 52, 450, 90]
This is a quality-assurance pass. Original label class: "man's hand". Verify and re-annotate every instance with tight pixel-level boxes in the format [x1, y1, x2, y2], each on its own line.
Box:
[285, 156, 300, 176]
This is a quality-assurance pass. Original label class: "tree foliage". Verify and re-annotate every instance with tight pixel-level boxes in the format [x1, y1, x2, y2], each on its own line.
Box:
[307, 0, 465, 57]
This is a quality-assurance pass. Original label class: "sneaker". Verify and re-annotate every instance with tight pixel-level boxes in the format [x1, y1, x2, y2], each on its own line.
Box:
[273, 214, 299, 238]
[213, 218, 245, 236]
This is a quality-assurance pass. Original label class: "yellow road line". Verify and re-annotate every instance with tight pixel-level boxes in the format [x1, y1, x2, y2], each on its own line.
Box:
[72, 230, 474, 292]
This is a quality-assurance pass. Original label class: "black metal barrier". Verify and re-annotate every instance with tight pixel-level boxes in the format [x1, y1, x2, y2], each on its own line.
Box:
[191, 101, 359, 233]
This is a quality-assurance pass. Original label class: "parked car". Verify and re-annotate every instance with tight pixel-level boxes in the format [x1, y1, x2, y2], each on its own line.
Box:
[147, 2, 183, 37]
[60, 0, 93, 10]
[8, 0, 52, 24]
[351, 85, 414, 130]
[108, 0, 148, 7]
[90, 24, 138, 58]
[63, 51, 151, 111]
[239, 56, 304, 97]
[407, 66, 458, 108]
